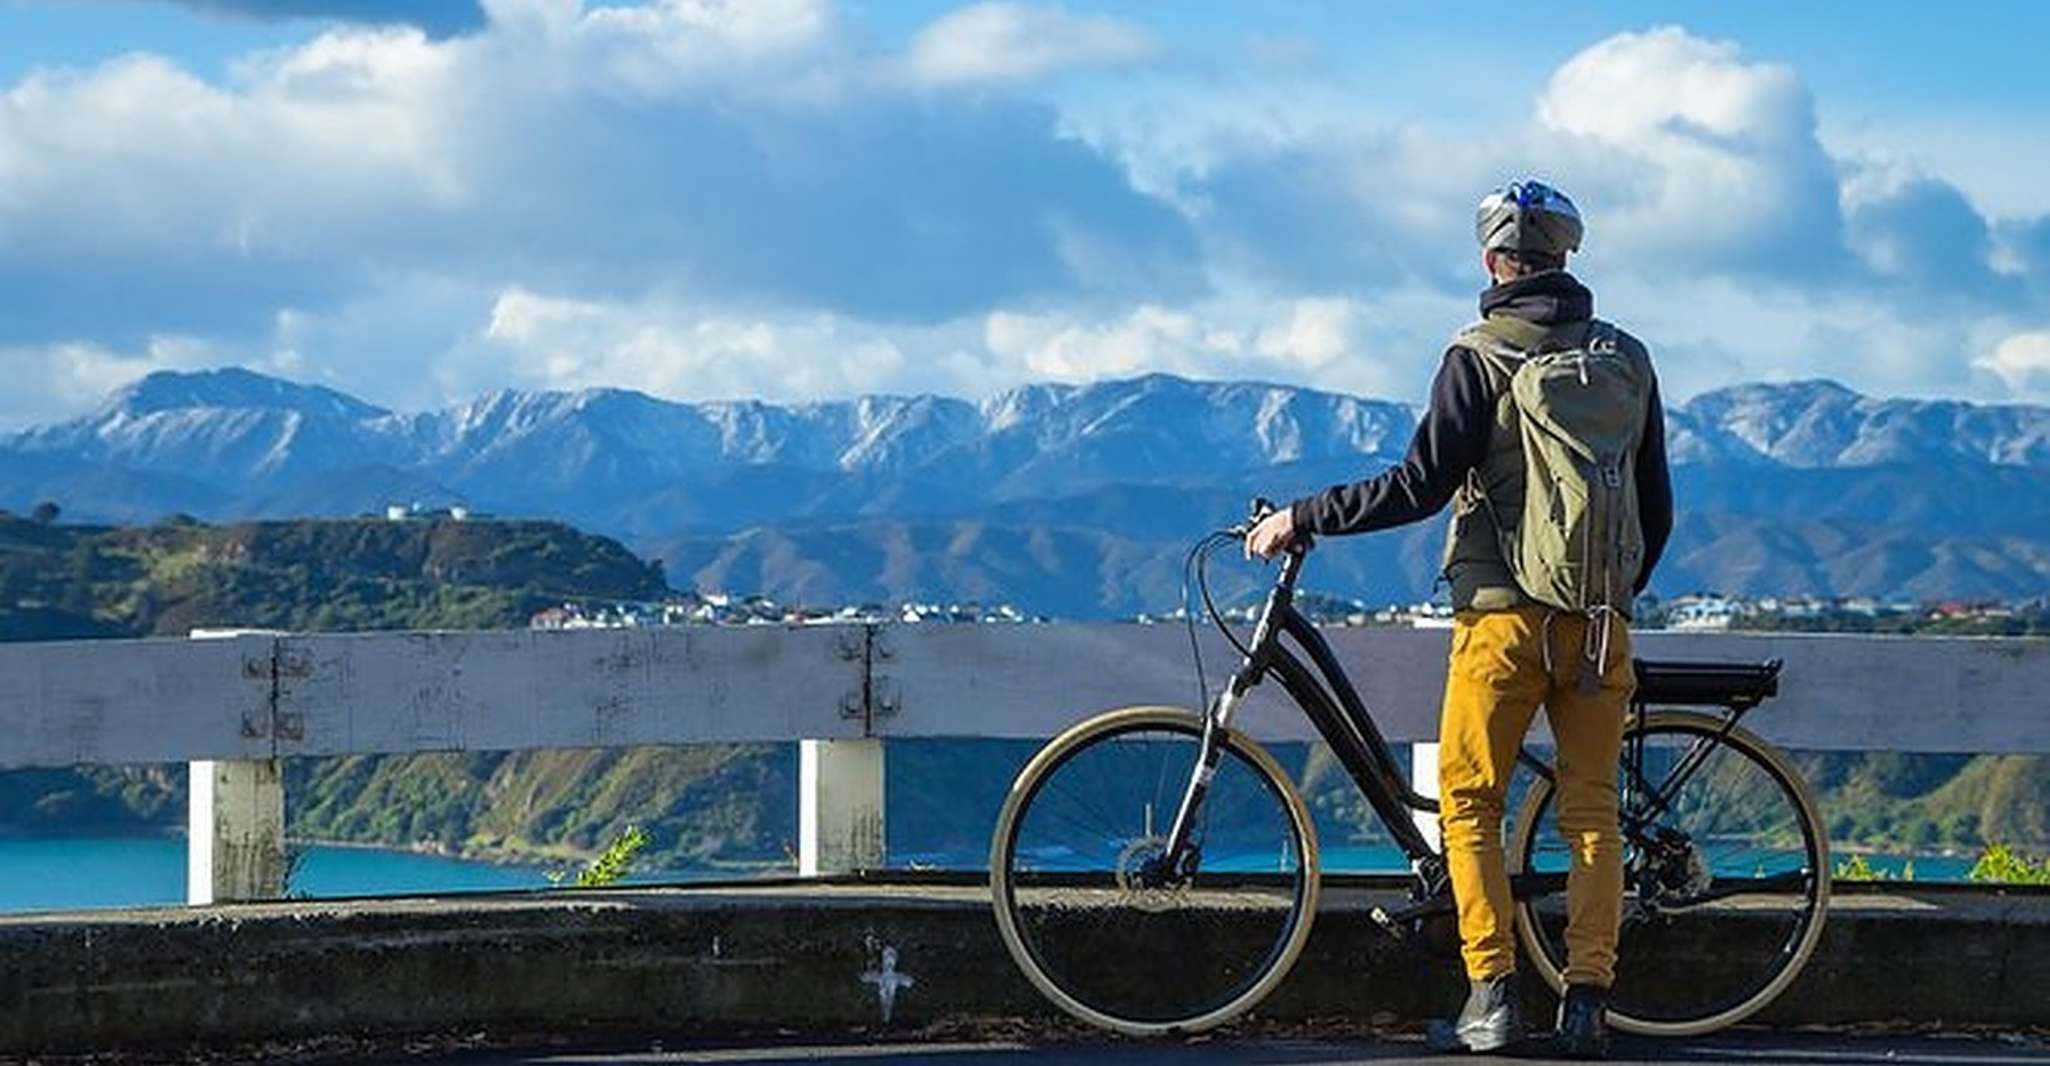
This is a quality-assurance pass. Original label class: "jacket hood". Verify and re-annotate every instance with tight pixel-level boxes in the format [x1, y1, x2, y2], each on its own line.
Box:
[1480, 270, 1593, 327]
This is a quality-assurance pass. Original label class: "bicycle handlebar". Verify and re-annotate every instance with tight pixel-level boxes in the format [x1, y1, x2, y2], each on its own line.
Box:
[1223, 496, 1314, 557]
[1185, 497, 1312, 702]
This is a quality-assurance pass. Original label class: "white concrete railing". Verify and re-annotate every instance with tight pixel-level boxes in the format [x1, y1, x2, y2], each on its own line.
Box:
[3, 624, 2048, 903]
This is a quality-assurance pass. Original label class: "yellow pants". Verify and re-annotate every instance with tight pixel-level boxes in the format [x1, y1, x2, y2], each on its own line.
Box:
[1439, 604, 1633, 987]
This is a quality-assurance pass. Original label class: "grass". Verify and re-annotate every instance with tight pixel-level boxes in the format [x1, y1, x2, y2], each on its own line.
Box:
[1836, 843, 2050, 884]
[548, 825, 650, 888]
[1967, 843, 2050, 885]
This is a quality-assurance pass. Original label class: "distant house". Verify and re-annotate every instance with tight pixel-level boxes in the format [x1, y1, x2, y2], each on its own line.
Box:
[385, 502, 481, 522]
[1668, 595, 1738, 630]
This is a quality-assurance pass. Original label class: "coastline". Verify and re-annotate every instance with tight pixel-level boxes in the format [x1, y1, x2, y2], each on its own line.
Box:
[0, 828, 791, 881]
[288, 835, 792, 882]
[286, 835, 552, 870]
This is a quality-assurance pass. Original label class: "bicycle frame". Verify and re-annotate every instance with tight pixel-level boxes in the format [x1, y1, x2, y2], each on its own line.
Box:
[1161, 543, 1443, 871]
[1157, 536, 1786, 910]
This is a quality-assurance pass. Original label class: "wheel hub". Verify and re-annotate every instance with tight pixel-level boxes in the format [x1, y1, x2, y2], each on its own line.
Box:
[1641, 827, 1714, 905]
[1115, 835, 1192, 912]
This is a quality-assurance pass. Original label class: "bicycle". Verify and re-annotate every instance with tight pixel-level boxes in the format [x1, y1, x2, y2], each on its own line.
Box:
[989, 501, 1830, 1037]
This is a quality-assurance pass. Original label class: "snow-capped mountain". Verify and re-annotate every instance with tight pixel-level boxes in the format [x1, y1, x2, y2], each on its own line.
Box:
[1668, 379, 2050, 468]
[12, 368, 407, 484]
[10, 367, 2050, 611]
[4, 370, 1417, 521]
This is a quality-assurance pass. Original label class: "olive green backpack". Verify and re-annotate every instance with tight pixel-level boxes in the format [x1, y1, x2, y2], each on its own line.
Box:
[1459, 316, 1654, 678]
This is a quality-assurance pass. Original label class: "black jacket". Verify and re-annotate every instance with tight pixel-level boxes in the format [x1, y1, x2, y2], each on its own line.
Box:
[1289, 271, 1673, 593]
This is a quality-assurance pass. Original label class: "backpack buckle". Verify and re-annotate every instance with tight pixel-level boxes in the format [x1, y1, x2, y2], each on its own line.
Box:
[1587, 322, 1618, 355]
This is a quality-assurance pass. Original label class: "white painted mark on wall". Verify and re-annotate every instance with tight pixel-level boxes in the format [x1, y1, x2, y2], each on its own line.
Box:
[860, 944, 915, 1023]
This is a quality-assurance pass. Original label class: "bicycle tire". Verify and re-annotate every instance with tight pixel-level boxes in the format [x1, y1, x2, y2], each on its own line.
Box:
[989, 706, 1321, 1036]
[1509, 709, 1831, 1037]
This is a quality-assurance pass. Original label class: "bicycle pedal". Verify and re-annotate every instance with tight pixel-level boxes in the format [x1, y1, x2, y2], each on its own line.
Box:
[1369, 906, 1411, 941]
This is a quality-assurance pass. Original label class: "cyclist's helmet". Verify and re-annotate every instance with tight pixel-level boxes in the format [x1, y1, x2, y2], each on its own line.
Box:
[1475, 179, 1583, 257]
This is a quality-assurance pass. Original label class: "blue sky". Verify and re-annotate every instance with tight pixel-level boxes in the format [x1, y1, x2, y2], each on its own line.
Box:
[2, 0, 2048, 425]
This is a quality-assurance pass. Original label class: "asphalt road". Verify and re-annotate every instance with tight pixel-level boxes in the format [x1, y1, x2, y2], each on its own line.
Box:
[355, 1032, 2050, 1066]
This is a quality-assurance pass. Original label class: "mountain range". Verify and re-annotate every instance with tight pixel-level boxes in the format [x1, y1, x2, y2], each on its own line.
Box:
[9, 367, 2050, 615]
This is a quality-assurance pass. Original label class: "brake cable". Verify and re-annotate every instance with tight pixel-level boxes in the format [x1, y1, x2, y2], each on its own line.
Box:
[1182, 529, 1259, 713]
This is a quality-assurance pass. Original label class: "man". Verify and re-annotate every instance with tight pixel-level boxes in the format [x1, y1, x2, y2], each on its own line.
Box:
[1246, 180, 1672, 1058]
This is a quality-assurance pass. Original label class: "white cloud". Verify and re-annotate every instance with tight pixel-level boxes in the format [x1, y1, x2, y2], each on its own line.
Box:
[3, 10, 2049, 426]
[466, 285, 1428, 409]
[1532, 26, 1842, 273]
[1822, 112, 2050, 221]
[1593, 271, 2012, 402]
[1255, 298, 1356, 372]
[477, 287, 933, 402]
[574, 0, 830, 56]
[0, 337, 230, 427]
[987, 304, 1230, 380]
[493, 0, 840, 96]
[906, 3, 1153, 86]
[1974, 331, 2050, 397]
[0, 0, 1195, 350]
[980, 294, 1421, 400]
[1092, 27, 1862, 294]
[56, 339, 217, 406]
[1539, 27, 1810, 147]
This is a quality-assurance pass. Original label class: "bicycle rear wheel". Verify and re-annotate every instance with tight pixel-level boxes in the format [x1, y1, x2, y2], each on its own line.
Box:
[989, 706, 1319, 1036]
[1510, 709, 1830, 1036]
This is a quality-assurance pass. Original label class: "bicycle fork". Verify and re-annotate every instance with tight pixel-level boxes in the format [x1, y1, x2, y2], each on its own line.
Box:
[1153, 682, 1250, 882]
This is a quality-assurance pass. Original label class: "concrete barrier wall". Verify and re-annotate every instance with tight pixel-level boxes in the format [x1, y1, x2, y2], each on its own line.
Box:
[1, 882, 2042, 1051]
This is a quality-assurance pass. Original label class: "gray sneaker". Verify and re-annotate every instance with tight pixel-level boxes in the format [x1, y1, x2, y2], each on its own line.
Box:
[1425, 973, 1524, 1054]
[1552, 983, 1611, 1060]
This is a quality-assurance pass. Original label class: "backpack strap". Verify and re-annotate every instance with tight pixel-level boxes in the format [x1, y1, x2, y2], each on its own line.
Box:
[1468, 315, 1549, 354]
[1452, 319, 1524, 401]
[1475, 314, 1615, 354]
[1448, 321, 1525, 575]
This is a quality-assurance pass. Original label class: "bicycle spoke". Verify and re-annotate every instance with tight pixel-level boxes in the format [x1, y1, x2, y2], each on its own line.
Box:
[996, 712, 1314, 1031]
[1513, 713, 1827, 1037]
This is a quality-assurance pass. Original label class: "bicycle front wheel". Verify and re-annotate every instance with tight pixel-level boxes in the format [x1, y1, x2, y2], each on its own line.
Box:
[1510, 709, 1830, 1037]
[989, 706, 1320, 1036]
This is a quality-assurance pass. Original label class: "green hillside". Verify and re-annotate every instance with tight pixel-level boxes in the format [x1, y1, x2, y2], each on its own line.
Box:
[0, 510, 665, 638]
[286, 746, 793, 871]
[0, 512, 797, 872]
[1798, 751, 2050, 854]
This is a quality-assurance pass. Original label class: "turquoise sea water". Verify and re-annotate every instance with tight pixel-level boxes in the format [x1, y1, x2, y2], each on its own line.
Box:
[0, 836, 555, 913]
[0, 836, 1981, 914]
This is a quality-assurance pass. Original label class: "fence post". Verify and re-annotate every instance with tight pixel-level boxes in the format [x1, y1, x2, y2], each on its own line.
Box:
[1411, 741, 1441, 852]
[798, 738, 885, 875]
[187, 758, 287, 904]
[188, 629, 288, 904]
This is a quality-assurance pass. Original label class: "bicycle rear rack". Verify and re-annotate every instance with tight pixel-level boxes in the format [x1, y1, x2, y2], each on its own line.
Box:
[1634, 658, 1781, 710]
